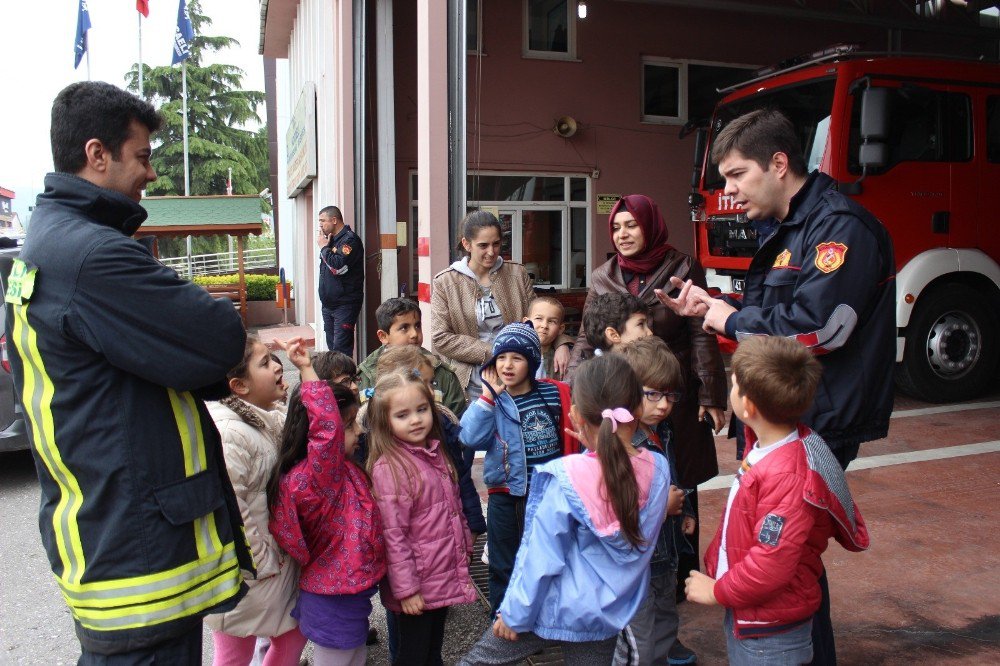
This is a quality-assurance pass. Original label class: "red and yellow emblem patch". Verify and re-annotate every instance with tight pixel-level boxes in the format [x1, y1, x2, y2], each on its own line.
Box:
[773, 249, 792, 269]
[341, 244, 353, 255]
[814, 242, 848, 274]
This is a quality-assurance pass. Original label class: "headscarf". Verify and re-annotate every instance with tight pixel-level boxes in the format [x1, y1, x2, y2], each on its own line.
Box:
[609, 194, 674, 276]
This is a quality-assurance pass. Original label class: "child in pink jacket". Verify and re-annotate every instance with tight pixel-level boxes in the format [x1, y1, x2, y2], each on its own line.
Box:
[366, 369, 478, 666]
[268, 338, 387, 666]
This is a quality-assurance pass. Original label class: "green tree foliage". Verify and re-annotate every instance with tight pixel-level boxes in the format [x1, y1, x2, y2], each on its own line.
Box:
[125, 0, 267, 200]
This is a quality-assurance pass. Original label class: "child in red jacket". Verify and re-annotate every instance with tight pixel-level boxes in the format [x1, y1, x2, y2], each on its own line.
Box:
[366, 369, 478, 666]
[268, 338, 387, 666]
[685, 336, 869, 665]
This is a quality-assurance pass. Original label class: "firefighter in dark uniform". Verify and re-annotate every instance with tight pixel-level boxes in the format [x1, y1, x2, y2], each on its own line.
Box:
[316, 205, 365, 356]
[6, 82, 252, 663]
[660, 109, 894, 666]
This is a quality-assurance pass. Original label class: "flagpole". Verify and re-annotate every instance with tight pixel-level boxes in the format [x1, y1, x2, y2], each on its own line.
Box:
[183, 59, 192, 277]
[86, 50, 91, 81]
[138, 13, 144, 97]
[182, 60, 190, 196]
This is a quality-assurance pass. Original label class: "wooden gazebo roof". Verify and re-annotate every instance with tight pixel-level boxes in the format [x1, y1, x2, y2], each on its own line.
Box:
[135, 195, 264, 238]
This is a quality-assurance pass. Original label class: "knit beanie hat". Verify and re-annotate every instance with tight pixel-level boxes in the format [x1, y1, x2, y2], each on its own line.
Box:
[484, 322, 542, 379]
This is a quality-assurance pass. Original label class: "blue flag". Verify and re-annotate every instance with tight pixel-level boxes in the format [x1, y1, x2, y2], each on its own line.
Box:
[74, 0, 91, 70]
[172, 0, 194, 64]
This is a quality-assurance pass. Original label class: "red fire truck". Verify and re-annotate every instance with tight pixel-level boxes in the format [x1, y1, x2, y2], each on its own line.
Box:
[689, 47, 1000, 403]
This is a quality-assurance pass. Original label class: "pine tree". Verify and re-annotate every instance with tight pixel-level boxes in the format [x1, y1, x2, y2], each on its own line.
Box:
[125, 0, 267, 199]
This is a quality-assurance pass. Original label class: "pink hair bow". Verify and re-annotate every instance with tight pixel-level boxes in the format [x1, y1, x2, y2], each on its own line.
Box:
[600, 407, 634, 433]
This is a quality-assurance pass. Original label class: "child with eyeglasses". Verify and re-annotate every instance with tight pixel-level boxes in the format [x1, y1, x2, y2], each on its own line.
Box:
[618, 336, 698, 666]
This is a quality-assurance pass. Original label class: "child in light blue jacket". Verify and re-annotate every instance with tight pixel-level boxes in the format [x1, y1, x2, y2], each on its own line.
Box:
[460, 353, 671, 666]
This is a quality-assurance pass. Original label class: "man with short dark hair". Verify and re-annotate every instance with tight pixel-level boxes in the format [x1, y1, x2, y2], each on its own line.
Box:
[6, 81, 252, 663]
[660, 108, 895, 665]
[316, 204, 365, 355]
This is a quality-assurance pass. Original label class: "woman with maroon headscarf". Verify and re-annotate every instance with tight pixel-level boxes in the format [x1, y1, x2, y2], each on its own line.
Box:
[568, 194, 727, 591]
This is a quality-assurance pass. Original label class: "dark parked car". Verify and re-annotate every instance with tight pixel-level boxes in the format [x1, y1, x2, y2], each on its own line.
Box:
[0, 244, 30, 453]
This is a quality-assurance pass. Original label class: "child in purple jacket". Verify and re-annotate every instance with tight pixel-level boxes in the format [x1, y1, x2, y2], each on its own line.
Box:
[366, 369, 478, 666]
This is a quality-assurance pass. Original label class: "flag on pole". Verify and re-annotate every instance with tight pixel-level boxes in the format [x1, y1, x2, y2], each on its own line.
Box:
[137, 1, 149, 17]
[74, 0, 91, 69]
[172, 0, 193, 64]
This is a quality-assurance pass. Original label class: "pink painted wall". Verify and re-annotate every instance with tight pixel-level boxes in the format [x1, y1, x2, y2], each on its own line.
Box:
[382, 1, 991, 283]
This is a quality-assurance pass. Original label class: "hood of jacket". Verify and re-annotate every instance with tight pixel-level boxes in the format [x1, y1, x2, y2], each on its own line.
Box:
[548, 451, 670, 565]
[449, 255, 504, 281]
[37, 172, 148, 237]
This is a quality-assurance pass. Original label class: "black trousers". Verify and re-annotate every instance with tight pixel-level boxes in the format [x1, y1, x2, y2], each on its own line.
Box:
[394, 607, 449, 666]
[77, 623, 202, 665]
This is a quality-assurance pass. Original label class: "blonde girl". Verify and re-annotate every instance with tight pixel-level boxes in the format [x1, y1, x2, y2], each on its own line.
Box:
[367, 370, 478, 666]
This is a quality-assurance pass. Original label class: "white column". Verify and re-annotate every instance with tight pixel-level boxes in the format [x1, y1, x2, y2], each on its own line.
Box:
[377, 0, 400, 304]
[416, 0, 451, 341]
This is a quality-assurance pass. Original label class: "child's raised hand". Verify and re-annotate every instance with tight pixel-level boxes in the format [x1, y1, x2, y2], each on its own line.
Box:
[481, 365, 505, 397]
[564, 411, 591, 450]
[492, 614, 518, 642]
[400, 593, 425, 615]
[667, 485, 685, 516]
[684, 570, 718, 606]
[273, 337, 317, 382]
[682, 515, 696, 535]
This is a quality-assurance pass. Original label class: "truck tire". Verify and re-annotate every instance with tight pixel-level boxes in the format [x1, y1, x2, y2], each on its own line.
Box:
[895, 284, 1000, 403]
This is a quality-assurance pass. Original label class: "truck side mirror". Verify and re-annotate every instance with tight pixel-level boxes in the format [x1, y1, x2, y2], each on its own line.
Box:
[859, 87, 889, 169]
[691, 127, 707, 189]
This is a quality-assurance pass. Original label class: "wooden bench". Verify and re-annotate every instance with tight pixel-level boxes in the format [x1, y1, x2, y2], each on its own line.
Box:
[202, 283, 247, 324]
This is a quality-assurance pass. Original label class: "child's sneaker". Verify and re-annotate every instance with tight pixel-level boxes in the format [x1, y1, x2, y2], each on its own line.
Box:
[668, 640, 697, 665]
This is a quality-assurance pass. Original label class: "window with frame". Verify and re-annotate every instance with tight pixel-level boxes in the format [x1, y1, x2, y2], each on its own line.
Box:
[524, 0, 575, 60]
[987, 96, 1000, 163]
[467, 0, 482, 54]
[642, 58, 753, 125]
[848, 87, 972, 174]
[467, 173, 590, 288]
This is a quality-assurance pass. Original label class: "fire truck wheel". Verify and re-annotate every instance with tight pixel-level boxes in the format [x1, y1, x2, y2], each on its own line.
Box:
[896, 284, 1000, 403]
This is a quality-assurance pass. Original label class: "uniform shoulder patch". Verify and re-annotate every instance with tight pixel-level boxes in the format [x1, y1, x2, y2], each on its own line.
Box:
[773, 249, 792, 269]
[758, 513, 785, 547]
[5, 258, 38, 305]
[814, 242, 848, 274]
[341, 244, 353, 255]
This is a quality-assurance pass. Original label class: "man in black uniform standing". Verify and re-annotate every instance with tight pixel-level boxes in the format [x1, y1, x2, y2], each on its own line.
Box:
[316, 205, 365, 356]
[7, 81, 251, 664]
[661, 109, 895, 665]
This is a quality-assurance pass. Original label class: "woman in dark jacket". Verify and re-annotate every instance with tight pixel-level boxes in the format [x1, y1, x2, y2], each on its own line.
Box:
[569, 193, 728, 583]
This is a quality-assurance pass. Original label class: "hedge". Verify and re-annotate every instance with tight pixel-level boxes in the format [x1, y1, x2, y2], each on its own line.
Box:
[193, 274, 292, 302]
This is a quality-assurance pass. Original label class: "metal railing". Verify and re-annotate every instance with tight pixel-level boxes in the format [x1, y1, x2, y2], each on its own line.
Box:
[160, 246, 276, 276]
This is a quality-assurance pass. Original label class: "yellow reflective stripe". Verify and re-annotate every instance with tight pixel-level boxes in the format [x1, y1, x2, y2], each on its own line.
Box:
[58, 543, 237, 605]
[73, 563, 243, 631]
[12, 303, 87, 585]
[166, 389, 224, 557]
[166, 389, 196, 476]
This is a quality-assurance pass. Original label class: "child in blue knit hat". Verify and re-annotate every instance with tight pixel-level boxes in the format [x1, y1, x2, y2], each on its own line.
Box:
[460, 321, 575, 615]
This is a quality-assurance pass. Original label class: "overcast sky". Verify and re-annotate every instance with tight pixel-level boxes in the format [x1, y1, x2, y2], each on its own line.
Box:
[0, 0, 265, 220]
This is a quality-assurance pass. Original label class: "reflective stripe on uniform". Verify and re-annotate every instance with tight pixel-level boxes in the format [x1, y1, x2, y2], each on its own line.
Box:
[71, 553, 243, 630]
[167, 388, 224, 558]
[12, 302, 87, 585]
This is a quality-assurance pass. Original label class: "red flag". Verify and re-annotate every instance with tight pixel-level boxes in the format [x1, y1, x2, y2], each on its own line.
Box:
[137, 1, 149, 17]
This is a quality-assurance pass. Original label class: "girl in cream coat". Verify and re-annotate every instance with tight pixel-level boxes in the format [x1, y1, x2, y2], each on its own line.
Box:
[205, 338, 305, 666]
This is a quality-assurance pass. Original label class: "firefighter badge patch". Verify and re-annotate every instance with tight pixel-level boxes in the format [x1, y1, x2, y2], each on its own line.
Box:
[772, 249, 792, 269]
[814, 242, 847, 274]
[341, 244, 353, 255]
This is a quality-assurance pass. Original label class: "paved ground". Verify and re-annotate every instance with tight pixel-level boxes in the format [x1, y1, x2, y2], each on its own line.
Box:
[2, 329, 998, 665]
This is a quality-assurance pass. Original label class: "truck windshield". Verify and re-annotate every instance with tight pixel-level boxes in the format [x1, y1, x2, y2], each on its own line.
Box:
[703, 78, 836, 191]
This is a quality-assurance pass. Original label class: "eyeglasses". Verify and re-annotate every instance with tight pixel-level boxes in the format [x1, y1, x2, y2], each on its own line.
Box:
[643, 389, 682, 404]
[334, 373, 361, 387]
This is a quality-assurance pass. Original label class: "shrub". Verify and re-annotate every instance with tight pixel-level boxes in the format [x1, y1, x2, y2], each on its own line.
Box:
[193, 274, 292, 302]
